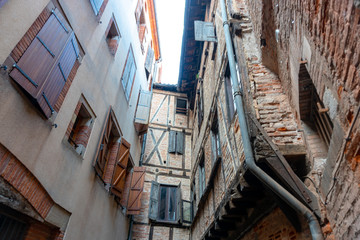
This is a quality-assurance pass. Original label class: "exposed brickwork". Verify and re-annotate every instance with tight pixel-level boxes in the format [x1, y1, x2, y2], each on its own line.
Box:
[24, 222, 54, 240]
[249, 64, 303, 146]
[0, 143, 54, 219]
[241, 208, 311, 240]
[103, 141, 120, 184]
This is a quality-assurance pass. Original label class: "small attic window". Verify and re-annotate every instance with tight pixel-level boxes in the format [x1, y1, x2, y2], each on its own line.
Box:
[176, 98, 187, 114]
[105, 15, 121, 55]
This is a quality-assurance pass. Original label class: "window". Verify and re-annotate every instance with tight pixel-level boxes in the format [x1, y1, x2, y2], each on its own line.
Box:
[9, 8, 80, 119]
[94, 108, 123, 183]
[197, 81, 204, 130]
[224, 64, 235, 124]
[121, 46, 137, 100]
[135, 0, 146, 41]
[105, 15, 121, 55]
[93, 108, 146, 213]
[65, 97, 95, 156]
[176, 98, 188, 115]
[198, 153, 205, 197]
[168, 130, 184, 155]
[210, 111, 221, 164]
[149, 182, 183, 223]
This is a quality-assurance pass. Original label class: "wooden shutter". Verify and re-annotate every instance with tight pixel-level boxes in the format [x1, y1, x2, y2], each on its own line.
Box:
[38, 33, 79, 118]
[176, 131, 184, 155]
[182, 200, 192, 224]
[94, 108, 112, 178]
[122, 48, 136, 100]
[111, 137, 131, 197]
[134, 90, 152, 124]
[126, 166, 146, 215]
[9, 9, 78, 118]
[90, 0, 104, 14]
[144, 47, 154, 73]
[148, 181, 160, 220]
[168, 131, 176, 153]
[211, 131, 217, 164]
[10, 9, 70, 97]
[176, 183, 182, 223]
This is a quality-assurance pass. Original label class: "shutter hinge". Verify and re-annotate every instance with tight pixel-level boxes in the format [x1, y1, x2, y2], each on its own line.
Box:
[36, 36, 55, 57]
[42, 92, 55, 114]
[12, 64, 38, 87]
[100, 144, 104, 150]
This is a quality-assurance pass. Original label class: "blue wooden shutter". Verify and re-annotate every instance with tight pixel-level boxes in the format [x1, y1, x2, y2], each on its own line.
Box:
[149, 181, 160, 220]
[176, 182, 182, 223]
[89, 0, 104, 15]
[176, 131, 184, 155]
[168, 131, 176, 153]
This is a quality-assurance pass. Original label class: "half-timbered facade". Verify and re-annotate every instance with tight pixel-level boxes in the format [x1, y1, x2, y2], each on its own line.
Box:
[131, 88, 192, 240]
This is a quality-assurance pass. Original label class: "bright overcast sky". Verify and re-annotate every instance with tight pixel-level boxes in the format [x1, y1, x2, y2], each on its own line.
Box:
[155, 0, 186, 84]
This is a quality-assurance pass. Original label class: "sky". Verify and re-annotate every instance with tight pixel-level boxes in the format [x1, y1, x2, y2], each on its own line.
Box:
[155, 0, 186, 84]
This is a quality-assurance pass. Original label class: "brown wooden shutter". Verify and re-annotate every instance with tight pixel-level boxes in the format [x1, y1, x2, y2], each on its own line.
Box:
[111, 137, 131, 197]
[9, 9, 76, 118]
[94, 108, 112, 178]
[126, 166, 146, 215]
[10, 9, 70, 97]
[39, 33, 80, 118]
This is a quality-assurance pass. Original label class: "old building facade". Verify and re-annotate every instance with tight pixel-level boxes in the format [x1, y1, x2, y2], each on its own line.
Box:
[132, 0, 360, 240]
[0, 0, 159, 239]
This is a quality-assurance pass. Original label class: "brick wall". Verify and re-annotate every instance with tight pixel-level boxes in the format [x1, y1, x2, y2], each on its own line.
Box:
[243, 0, 360, 239]
[240, 208, 311, 240]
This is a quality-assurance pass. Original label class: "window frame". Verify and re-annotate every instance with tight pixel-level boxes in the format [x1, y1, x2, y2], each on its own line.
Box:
[176, 98, 188, 115]
[105, 14, 121, 56]
[65, 95, 96, 157]
[198, 152, 205, 197]
[210, 111, 221, 164]
[157, 185, 178, 222]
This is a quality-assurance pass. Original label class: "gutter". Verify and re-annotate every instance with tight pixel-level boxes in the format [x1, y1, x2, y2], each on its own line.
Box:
[219, 0, 323, 239]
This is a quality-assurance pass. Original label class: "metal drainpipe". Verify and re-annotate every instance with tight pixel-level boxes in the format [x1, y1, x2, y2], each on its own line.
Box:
[219, 0, 323, 239]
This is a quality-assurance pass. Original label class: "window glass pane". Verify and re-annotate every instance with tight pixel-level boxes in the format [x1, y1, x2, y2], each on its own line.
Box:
[159, 187, 166, 220]
[168, 187, 176, 221]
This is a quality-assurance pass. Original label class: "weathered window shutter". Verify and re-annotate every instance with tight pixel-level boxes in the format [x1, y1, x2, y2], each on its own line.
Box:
[210, 131, 217, 164]
[89, 0, 104, 15]
[122, 48, 136, 100]
[176, 131, 184, 155]
[126, 166, 146, 215]
[176, 183, 182, 223]
[134, 90, 152, 133]
[168, 131, 176, 153]
[144, 47, 154, 73]
[182, 200, 192, 224]
[94, 108, 112, 178]
[9, 9, 78, 118]
[148, 181, 160, 220]
[111, 137, 131, 197]
[38, 33, 80, 118]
